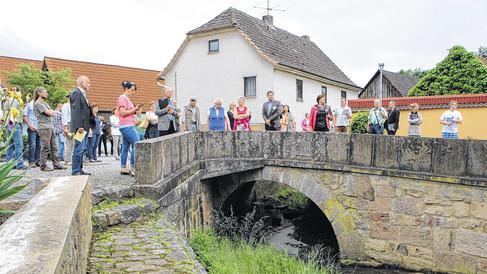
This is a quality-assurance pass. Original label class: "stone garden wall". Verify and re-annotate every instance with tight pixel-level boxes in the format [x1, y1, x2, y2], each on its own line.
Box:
[0, 176, 92, 274]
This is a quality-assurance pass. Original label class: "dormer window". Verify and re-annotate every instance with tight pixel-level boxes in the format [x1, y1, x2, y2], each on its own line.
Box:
[209, 39, 219, 53]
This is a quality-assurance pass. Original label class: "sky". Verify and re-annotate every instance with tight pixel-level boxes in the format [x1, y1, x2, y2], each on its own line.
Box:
[1, 0, 486, 87]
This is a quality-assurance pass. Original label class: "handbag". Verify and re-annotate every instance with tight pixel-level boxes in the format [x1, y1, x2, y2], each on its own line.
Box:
[140, 118, 149, 129]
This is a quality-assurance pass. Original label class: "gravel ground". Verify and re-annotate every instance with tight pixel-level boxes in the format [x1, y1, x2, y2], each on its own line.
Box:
[8, 155, 136, 203]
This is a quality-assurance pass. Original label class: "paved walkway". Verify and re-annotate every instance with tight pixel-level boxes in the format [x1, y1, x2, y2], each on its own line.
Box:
[89, 214, 205, 274]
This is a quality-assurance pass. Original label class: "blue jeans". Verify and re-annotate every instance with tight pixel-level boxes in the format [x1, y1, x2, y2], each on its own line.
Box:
[72, 134, 88, 175]
[88, 134, 102, 160]
[370, 124, 384, 135]
[7, 123, 25, 168]
[120, 126, 138, 168]
[27, 128, 40, 164]
[137, 132, 145, 141]
[56, 133, 65, 160]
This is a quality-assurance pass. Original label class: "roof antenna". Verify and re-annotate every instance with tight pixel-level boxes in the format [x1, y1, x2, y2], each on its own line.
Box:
[253, 0, 286, 16]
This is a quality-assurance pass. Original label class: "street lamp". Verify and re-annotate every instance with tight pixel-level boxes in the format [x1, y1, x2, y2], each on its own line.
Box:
[378, 63, 384, 102]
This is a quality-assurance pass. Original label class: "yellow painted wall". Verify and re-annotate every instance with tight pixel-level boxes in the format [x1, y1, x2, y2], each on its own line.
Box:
[395, 107, 487, 140]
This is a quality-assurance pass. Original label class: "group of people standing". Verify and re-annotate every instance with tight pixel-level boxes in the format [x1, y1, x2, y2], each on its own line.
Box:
[181, 91, 354, 133]
[367, 99, 463, 139]
[1, 77, 466, 177]
[0, 85, 68, 171]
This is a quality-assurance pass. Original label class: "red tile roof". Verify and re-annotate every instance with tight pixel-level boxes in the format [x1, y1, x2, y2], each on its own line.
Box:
[349, 94, 487, 110]
[0, 56, 43, 86]
[44, 57, 163, 111]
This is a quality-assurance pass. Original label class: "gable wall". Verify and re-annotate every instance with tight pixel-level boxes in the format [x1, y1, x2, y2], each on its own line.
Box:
[361, 75, 401, 99]
[164, 30, 274, 126]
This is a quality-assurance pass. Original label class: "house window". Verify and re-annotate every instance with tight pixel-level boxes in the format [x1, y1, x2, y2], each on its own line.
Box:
[321, 86, 327, 100]
[244, 76, 256, 97]
[341, 90, 347, 99]
[209, 39, 219, 53]
[296, 79, 303, 101]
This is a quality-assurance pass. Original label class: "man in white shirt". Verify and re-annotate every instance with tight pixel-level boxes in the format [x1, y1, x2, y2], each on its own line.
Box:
[333, 97, 352, 133]
[440, 101, 463, 139]
[61, 93, 72, 165]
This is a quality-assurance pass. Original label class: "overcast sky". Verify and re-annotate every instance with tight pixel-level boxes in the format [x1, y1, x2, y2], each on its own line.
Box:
[1, 0, 486, 86]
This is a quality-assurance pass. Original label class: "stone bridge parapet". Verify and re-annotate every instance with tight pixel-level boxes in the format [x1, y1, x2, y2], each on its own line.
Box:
[134, 132, 487, 273]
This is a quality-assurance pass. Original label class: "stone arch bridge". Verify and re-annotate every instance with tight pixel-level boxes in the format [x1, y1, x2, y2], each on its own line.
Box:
[134, 132, 487, 273]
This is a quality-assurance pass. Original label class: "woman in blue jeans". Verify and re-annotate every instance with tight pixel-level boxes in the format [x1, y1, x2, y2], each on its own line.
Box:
[116, 81, 140, 177]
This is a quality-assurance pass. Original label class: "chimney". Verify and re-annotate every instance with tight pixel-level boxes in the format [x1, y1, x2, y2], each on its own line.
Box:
[301, 35, 310, 41]
[262, 15, 273, 26]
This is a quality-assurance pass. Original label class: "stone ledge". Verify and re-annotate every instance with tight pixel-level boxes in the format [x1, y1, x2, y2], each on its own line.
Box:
[93, 199, 158, 230]
[0, 176, 92, 274]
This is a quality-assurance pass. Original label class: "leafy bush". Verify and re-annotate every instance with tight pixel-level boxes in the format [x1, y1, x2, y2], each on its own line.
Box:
[350, 112, 368, 134]
[190, 231, 339, 274]
[408, 45, 487, 96]
[276, 186, 309, 209]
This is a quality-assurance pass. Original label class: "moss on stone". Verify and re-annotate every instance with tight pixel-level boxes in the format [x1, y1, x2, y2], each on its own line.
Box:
[93, 197, 158, 214]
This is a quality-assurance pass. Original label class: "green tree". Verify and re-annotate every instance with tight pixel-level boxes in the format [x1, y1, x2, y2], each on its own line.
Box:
[4, 63, 72, 107]
[408, 45, 487, 96]
[398, 68, 428, 79]
[479, 46, 487, 58]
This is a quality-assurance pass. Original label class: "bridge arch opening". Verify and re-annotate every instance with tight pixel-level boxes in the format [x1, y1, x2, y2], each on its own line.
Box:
[219, 180, 341, 261]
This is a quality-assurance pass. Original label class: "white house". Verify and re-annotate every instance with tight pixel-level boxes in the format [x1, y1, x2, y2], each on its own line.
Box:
[161, 7, 362, 129]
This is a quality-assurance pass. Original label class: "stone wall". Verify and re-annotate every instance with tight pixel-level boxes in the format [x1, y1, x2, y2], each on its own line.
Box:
[134, 132, 487, 273]
[136, 132, 487, 186]
[0, 176, 92, 274]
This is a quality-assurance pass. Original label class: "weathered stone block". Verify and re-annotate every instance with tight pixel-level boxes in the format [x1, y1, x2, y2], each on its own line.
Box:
[399, 227, 432, 247]
[433, 228, 452, 253]
[399, 137, 433, 173]
[117, 204, 142, 224]
[391, 197, 423, 215]
[374, 185, 395, 198]
[431, 138, 468, 177]
[365, 238, 387, 252]
[424, 205, 453, 217]
[204, 131, 233, 159]
[282, 132, 314, 160]
[478, 258, 487, 273]
[434, 252, 477, 274]
[325, 133, 350, 164]
[452, 202, 470, 218]
[312, 132, 327, 162]
[455, 229, 487, 257]
[368, 213, 389, 222]
[373, 135, 401, 169]
[390, 213, 421, 226]
[461, 219, 483, 230]
[369, 223, 399, 240]
[262, 132, 282, 159]
[235, 131, 264, 158]
[93, 212, 108, 230]
[467, 140, 487, 178]
[105, 210, 121, 226]
[471, 201, 487, 219]
[349, 134, 373, 166]
[369, 197, 392, 213]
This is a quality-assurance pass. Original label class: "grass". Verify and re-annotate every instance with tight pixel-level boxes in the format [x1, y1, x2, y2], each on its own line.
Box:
[190, 230, 339, 274]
